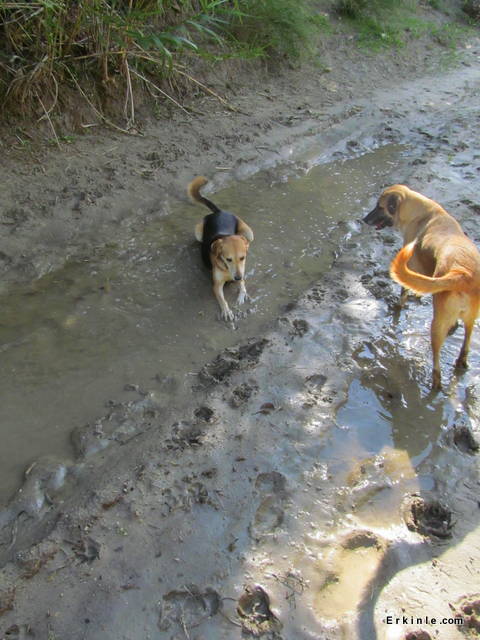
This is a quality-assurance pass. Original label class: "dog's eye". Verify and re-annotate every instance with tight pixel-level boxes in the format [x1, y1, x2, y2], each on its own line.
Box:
[240, 256, 245, 261]
[226, 258, 232, 262]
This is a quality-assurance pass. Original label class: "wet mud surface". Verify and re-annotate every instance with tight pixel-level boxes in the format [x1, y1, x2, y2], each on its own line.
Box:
[0, 26, 480, 640]
[0, 143, 409, 503]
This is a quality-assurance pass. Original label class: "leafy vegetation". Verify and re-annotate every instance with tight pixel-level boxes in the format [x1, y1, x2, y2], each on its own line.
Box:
[335, 0, 397, 19]
[0, 1, 233, 123]
[0, 0, 475, 131]
[335, 0, 474, 51]
[225, 0, 330, 60]
[0, 0, 327, 127]
[463, 0, 480, 21]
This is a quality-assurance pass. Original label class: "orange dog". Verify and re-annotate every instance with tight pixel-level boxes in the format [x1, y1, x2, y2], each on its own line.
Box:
[364, 185, 480, 389]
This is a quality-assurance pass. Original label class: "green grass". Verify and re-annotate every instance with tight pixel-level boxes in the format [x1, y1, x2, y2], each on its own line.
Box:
[336, 0, 399, 19]
[337, 0, 475, 51]
[224, 0, 330, 60]
[463, 0, 480, 22]
[0, 0, 474, 132]
[354, 17, 405, 49]
[0, 0, 329, 129]
[430, 21, 473, 48]
[0, 1, 231, 118]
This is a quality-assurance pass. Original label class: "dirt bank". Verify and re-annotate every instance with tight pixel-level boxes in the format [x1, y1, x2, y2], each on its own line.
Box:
[0, 4, 473, 287]
[1, 8, 480, 640]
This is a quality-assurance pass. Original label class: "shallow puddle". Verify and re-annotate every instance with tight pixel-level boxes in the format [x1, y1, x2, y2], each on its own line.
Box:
[0, 144, 410, 504]
[318, 322, 479, 531]
[315, 545, 384, 620]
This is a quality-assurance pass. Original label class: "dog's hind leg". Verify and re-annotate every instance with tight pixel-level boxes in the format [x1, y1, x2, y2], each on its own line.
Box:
[456, 319, 474, 370]
[430, 293, 460, 390]
[194, 221, 204, 242]
[236, 218, 254, 242]
[392, 287, 409, 324]
[455, 302, 479, 370]
[398, 287, 409, 308]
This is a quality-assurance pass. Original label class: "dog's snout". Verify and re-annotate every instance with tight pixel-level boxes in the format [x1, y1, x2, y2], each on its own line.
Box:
[363, 204, 393, 230]
[234, 275, 242, 281]
[363, 205, 382, 225]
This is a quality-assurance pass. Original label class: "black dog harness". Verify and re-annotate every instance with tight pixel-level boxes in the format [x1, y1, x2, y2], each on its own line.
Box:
[201, 210, 239, 269]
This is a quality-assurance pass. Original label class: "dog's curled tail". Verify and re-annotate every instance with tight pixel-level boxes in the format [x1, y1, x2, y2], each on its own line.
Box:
[390, 241, 472, 295]
[187, 176, 220, 214]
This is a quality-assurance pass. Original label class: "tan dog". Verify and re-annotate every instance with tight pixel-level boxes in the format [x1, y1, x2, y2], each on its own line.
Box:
[188, 176, 254, 321]
[364, 185, 480, 390]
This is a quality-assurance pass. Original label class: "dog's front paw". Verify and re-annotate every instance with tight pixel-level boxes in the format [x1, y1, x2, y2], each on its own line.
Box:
[221, 307, 235, 322]
[237, 291, 249, 306]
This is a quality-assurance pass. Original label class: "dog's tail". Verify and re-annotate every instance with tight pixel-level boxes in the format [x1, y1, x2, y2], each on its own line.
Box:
[187, 176, 220, 214]
[390, 241, 472, 295]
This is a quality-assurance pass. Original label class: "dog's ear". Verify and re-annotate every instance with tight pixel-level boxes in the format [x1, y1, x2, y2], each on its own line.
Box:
[240, 236, 250, 251]
[387, 193, 399, 215]
[211, 238, 224, 258]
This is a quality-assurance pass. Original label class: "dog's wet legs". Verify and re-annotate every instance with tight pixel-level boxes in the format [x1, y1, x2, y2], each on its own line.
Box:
[236, 279, 248, 306]
[455, 315, 476, 371]
[213, 279, 234, 321]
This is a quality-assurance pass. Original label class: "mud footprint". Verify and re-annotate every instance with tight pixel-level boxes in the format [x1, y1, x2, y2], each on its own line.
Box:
[401, 494, 454, 539]
[405, 631, 432, 640]
[0, 588, 15, 616]
[2, 624, 33, 639]
[249, 472, 288, 541]
[451, 595, 480, 635]
[229, 380, 259, 408]
[237, 584, 283, 637]
[158, 585, 220, 633]
[314, 530, 386, 621]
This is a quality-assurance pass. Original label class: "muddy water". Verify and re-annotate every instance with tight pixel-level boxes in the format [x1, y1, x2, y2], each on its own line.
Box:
[313, 292, 480, 536]
[0, 144, 410, 505]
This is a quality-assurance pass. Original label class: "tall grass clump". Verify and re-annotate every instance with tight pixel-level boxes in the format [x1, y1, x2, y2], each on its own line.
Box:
[463, 0, 480, 21]
[335, 0, 408, 50]
[336, 0, 475, 51]
[0, 0, 236, 128]
[335, 0, 466, 51]
[0, 0, 327, 131]
[336, 0, 401, 18]
[224, 0, 329, 60]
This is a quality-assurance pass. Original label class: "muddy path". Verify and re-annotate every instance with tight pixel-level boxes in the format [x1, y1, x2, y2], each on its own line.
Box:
[0, 34, 480, 640]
